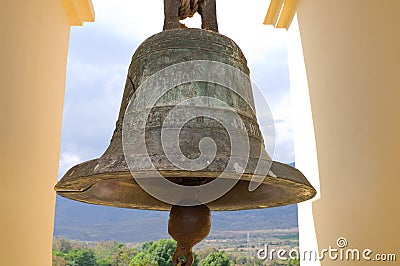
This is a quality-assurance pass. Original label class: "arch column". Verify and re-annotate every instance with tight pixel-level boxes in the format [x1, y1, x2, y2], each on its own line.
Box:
[291, 0, 400, 264]
[0, 1, 93, 265]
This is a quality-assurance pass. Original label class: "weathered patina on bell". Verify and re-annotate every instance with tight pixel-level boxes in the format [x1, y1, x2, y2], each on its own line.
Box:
[55, 29, 316, 210]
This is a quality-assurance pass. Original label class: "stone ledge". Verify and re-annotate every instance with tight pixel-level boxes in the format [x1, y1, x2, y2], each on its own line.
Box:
[62, 0, 94, 26]
[264, 0, 297, 29]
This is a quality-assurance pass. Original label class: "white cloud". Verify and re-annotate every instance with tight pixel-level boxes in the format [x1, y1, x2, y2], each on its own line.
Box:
[271, 94, 295, 163]
[216, 1, 287, 64]
[58, 152, 81, 179]
[91, 0, 165, 40]
[90, 0, 285, 64]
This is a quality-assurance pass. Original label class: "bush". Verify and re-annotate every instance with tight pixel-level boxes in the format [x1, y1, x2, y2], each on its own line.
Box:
[200, 251, 231, 266]
[66, 249, 96, 266]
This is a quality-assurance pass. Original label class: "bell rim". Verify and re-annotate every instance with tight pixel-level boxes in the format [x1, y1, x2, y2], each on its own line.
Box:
[55, 159, 316, 211]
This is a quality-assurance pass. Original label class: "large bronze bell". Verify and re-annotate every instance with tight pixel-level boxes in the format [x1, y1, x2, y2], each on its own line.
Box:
[55, 29, 315, 210]
[55, 2, 316, 265]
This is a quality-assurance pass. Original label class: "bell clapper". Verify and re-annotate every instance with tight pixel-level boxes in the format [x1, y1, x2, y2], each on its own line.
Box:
[177, 254, 187, 266]
[168, 204, 211, 266]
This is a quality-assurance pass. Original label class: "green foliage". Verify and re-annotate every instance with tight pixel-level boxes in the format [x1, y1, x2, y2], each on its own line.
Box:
[129, 239, 201, 266]
[52, 251, 68, 266]
[95, 258, 112, 266]
[52, 237, 299, 266]
[231, 255, 263, 266]
[200, 251, 231, 266]
[53, 250, 65, 257]
[195, 247, 218, 262]
[53, 238, 73, 253]
[269, 258, 300, 266]
[288, 259, 300, 266]
[53, 239, 180, 266]
[130, 239, 176, 266]
[129, 252, 158, 266]
[66, 249, 97, 266]
[94, 240, 138, 266]
[141, 241, 154, 251]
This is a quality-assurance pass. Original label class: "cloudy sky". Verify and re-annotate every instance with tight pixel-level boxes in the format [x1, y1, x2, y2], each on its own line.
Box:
[58, 0, 294, 178]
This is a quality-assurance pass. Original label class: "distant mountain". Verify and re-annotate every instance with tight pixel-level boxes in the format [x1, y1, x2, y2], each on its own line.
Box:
[54, 162, 298, 243]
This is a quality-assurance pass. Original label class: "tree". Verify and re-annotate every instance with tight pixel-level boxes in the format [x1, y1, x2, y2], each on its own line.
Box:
[66, 249, 97, 266]
[129, 252, 158, 266]
[52, 250, 68, 266]
[114, 244, 138, 266]
[53, 238, 73, 253]
[129, 239, 199, 266]
[232, 255, 263, 266]
[146, 239, 176, 266]
[53, 249, 68, 266]
[200, 251, 231, 266]
[94, 241, 138, 266]
[130, 239, 175, 266]
[195, 247, 218, 262]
